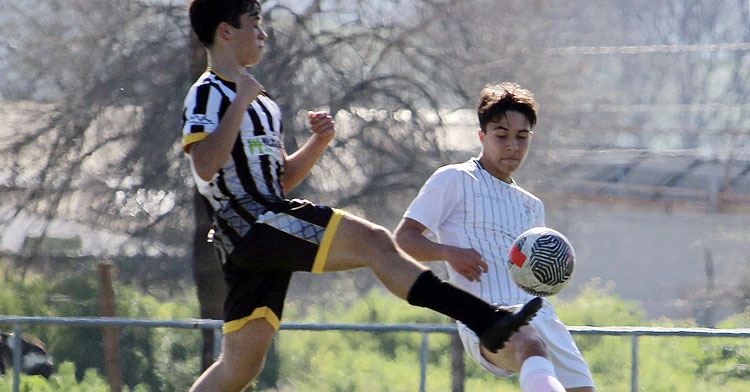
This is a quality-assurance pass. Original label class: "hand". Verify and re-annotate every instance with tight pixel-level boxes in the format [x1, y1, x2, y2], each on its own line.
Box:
[307, 111, 335, 142]
[442, 246, 488, 282]
[236, 72, 264, 107]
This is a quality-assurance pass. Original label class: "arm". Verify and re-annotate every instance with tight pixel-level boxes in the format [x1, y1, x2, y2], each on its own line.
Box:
[394, 218, 488, 282]
[281, 111, 335, 193]
[188, 72, 264, 181]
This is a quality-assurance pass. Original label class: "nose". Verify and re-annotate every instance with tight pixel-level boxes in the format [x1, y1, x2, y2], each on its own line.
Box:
[258, 27, 268, 40]
[506, 138, 520, 151]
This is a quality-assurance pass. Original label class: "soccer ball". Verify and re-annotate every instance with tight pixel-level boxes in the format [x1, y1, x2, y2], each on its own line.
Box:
[508, 227, 576, 297]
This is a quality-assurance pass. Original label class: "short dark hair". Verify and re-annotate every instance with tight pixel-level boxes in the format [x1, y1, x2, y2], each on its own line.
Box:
[477, 82, 538, 132]
[189, 0, 261, 46]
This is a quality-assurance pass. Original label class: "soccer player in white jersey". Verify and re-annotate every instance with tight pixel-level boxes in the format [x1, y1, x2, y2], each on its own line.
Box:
[395, 83, 595, 392]
[182, 2, 543, 391]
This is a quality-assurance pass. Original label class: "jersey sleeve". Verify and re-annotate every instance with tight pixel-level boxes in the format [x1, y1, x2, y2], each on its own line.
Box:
[181, 83, 225, 153]
[534, 199, 546, 227]
[403, 167, 461, 235]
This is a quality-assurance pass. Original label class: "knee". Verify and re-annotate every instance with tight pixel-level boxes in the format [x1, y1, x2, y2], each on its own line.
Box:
[513, 333, 549, 361]
[483, 329, 551, 372]
[369, 225, 395, 249]
[353, 223, 397, 259]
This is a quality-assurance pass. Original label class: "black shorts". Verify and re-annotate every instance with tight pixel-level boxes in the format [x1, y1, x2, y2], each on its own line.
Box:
[220, 199, 345, 334]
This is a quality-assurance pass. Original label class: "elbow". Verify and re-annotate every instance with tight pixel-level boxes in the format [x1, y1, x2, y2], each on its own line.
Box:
[193, 160, 217, 182]
[281, 181, 293, 194]
[196, 170, 215, 182]
[394, 233, 417, 257]
[393, 226, 409, 248]
[393, 223, 422, 252]
[189, 149, 217, 182]
[280, 175, 298, 194]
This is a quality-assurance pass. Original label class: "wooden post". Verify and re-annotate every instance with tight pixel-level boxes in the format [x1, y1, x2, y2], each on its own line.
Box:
[704, 249, 715, 328]
[98, 263, 123, 392]
[192, 190, 227, 370]
[450, 330, 465, 392]
[631, 335, 639, 392]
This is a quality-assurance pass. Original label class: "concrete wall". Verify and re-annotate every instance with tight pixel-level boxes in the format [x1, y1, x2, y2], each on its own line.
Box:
[545, 197, 749, 322]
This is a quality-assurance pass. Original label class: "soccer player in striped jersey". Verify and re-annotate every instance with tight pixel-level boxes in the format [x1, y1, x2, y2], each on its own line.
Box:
[183, 2, 542, 391]
[395, 83, 595, 392]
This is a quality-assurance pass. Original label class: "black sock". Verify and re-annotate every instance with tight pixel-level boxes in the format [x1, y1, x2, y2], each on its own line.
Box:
[407, 270, 496, 336]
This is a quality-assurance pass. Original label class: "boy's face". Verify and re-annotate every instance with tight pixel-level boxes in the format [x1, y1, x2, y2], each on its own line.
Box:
[228, 12, 267, 66]
[477, 110, 533, 183]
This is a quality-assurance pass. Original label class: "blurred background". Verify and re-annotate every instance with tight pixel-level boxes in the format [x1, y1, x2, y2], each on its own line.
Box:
[0, 0, 748, 390]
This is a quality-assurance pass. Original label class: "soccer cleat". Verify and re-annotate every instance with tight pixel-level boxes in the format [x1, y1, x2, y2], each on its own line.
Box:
[479, 297, 543, 353]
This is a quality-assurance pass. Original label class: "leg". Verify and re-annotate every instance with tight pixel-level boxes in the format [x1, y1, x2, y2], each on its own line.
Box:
[189, 319, 276, 392]
[481, 324, 549, 373]
[323, 213, 541, 351]
[230, 204, 538, 352]
[322, 213, 427, 298]
[190, 268, 292, 392]
[482, 325, 566, 392]
[482, 309, 595, 392]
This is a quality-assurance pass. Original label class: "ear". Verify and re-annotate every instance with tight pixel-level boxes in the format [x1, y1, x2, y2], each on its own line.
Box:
[216, 21, 234, 43]
[477, 128, 485, 142]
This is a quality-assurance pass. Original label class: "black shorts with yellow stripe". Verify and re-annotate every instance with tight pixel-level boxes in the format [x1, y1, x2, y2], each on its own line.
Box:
[220, 199, 345, 334]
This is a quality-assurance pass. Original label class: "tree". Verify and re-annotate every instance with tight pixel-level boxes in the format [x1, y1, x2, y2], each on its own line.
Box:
[3, 0, 748, 380]
[0, 0, 195, 286]
[0, 0, 487, 371]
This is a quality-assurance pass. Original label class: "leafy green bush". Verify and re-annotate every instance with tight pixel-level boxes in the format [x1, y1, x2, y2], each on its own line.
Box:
[554, 280, 750, 392]
[274, 290, 453, 391]
[270, 290, 519, 391]
[1, 267, 747, 392]
[0, 266, 201, 392]
[262, 280, 749, 392]
[0, 362, 147, 392]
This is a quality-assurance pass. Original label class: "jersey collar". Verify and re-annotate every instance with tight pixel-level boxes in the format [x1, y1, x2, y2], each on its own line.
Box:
[472, 157, 517, 186]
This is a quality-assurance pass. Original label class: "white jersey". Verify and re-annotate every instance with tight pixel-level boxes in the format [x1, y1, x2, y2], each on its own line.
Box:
[406, 158, 595, 388]
[404, 158, 545, 306]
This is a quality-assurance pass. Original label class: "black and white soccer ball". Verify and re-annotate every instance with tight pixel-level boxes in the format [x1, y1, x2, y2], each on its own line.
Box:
[508, 227, 576, 297]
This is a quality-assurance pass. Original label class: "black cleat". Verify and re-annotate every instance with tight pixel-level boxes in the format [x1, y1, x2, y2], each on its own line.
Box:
[479, 297, 543, 353]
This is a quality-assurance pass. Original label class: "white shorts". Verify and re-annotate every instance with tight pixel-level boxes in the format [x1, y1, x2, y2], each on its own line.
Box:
[457, 299, 595, 389]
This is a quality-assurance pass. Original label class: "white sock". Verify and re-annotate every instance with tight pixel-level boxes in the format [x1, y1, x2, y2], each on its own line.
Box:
[519, 356, 565, 392]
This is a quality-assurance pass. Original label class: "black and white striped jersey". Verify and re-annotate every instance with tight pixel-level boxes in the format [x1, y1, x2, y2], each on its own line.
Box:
[182, 69, 285, 254]
[403, 158, 546, 306]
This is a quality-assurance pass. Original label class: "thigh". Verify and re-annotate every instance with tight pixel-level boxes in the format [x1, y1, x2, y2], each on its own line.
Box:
[320, 212, 383, 272]
[458, 303, 595, 389]
[532, 309, 595, 389]
[223, 271, 293, 333]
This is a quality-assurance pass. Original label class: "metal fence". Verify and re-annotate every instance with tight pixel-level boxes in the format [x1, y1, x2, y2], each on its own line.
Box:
[0, 316, 748, 392]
